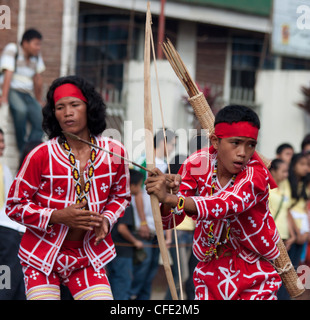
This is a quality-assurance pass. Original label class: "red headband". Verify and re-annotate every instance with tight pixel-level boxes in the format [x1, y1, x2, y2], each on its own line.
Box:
[213, 121, 278, 188]
[214, 122, 259, 140]
[53, 83, 87, 104]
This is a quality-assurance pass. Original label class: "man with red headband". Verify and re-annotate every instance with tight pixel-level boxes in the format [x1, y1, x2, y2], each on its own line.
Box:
[6, 76, 130, 300]
[145, 105, 282, 300]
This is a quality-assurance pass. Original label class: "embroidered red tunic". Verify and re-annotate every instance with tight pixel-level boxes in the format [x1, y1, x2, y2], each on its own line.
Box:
[6, 136, 131, 275]
[162, 147, 280, 264]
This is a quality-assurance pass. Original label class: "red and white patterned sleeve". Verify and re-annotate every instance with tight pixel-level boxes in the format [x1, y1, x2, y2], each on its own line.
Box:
[5, 145, 55, 232]
[161, 154, 200, 230]
[191, 165, 268, 221]
[101, 140, 131, 230]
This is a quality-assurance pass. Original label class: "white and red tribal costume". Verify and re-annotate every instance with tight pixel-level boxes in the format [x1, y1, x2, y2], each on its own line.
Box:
[162, 147, 282, 300]
[6, 136, 130, 299]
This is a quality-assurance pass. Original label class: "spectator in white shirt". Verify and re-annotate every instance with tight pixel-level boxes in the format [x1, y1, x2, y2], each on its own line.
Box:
[0, 28, 45, 153]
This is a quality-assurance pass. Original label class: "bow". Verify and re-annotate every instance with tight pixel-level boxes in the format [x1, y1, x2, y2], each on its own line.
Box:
[143, 2, 178, 300]
[149, 7, 184, 300]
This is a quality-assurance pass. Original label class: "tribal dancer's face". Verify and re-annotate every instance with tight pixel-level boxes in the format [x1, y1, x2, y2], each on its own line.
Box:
[54, 96, 88, 138]
[211, 135, 257, 177]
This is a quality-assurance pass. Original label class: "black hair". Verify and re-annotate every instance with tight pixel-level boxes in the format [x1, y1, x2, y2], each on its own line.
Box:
[276, 143, 294, 155]
[42, 75, 107, 139]
[129, 168, 144, 185]
[153, 128, 176, 149]
[301, 133, 310, 151]
[269, 158, 285, 172]
[288, 153, 308, 202]
[214, 105, 260, 129]
[21, 29, 42, 44]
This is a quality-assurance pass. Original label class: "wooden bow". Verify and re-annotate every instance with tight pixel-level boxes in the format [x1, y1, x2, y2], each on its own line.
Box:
[143, 2, 178, 300]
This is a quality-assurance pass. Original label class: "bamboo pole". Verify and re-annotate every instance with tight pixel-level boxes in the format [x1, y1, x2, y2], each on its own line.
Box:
[144, 3, 178, 300]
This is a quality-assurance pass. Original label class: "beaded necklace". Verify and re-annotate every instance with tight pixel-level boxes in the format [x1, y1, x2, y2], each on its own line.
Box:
[62, 136, 97, 204]
[210, 160, 236, 196]
[204, 160, 236, 261]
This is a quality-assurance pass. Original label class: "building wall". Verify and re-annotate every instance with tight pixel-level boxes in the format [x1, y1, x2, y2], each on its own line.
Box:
[0, 1, 19, 46]
[256, 70, 310, 159]
[125, 60, 192, 161]
[25, 0, 63, 91]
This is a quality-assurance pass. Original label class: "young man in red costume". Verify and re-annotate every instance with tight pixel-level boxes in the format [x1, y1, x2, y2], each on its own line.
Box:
[6, 76, 131, 300]
[145, 105, 282, 300]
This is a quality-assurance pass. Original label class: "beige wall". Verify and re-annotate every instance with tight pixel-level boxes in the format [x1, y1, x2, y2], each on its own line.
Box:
[256, 70, 310, 159]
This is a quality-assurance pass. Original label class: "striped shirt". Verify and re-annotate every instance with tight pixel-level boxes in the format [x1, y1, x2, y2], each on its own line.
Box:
[0, 43, 45, 94]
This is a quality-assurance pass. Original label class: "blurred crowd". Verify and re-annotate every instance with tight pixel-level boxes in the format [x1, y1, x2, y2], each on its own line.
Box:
[268, 135, 310, 299]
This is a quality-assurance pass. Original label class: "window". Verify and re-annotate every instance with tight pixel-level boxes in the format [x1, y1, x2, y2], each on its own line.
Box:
[76, 4, 178, 93]
[231, 36, 263, 89]
[77, 7, 140, 92]
[281, 56, 310, 70]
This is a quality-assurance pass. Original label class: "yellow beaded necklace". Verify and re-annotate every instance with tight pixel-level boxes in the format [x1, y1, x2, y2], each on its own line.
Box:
[62, 136, 97, 204]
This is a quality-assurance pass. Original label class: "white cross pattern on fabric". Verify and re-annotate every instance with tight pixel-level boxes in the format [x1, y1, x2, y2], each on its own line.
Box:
[76, 277, 82, 287]
[113, 185, 122, 192]
[94, 271, 105, 279]
[55, 186, 64, 195]
[242, 192, 251, 203]
[266, 277, 277, 288]
[261, 236, 270, 247]
[200, 237, 209, 247]
[248, 216, 257, 228]
[231, 201, 238, 213]
[100, 183, 108, 193]
[29, 270, 40, 280]
[212, 203, 223, 217]
[39, 181, 47, 190]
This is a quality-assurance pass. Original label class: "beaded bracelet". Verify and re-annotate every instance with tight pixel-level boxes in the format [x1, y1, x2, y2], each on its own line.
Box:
[171, 195, 185, 216]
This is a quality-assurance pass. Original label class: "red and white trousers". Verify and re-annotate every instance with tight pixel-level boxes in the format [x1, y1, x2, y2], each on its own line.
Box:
[194, 249, 282, 300]
[21, 240, 113, 300]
